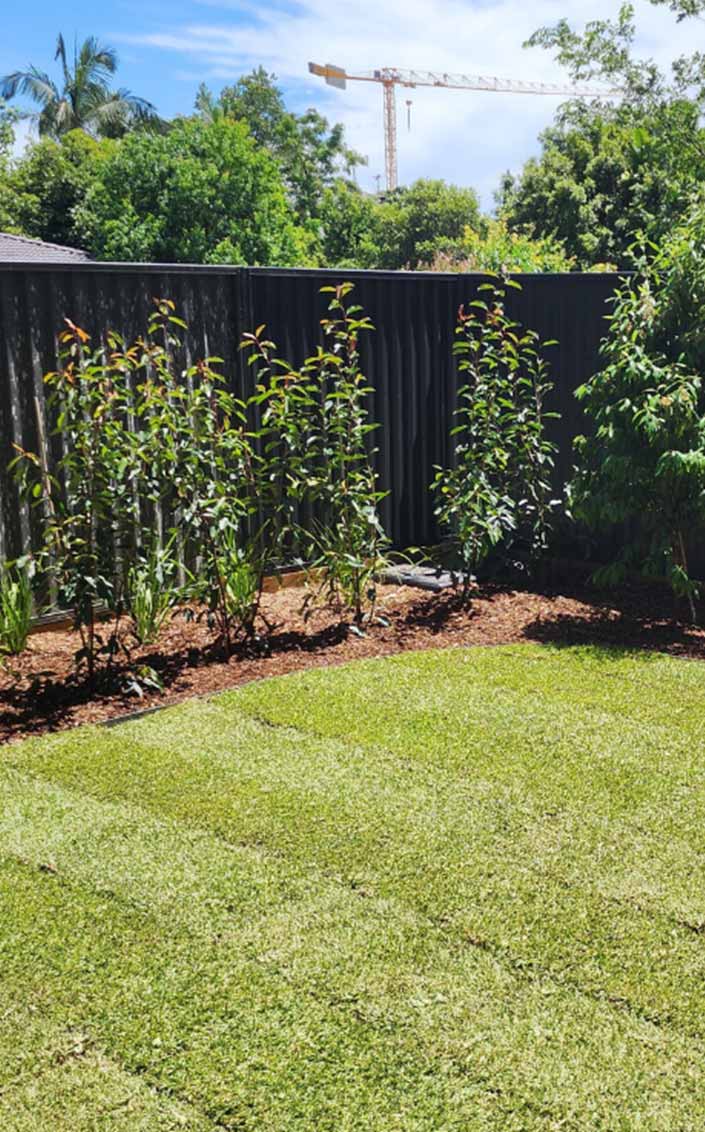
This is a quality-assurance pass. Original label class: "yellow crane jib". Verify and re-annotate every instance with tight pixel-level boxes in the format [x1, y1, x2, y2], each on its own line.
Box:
[307, 61, 621, 192]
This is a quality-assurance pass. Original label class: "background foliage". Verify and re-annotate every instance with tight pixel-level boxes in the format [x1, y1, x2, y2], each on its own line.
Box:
[571, 200, 705, 615]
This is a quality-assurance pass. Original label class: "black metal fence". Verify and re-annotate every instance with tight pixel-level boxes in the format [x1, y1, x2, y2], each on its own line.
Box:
[0, 262, 620, 563]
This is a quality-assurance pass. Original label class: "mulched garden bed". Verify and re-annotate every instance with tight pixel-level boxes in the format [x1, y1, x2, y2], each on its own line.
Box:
[3, 577, 705, 745]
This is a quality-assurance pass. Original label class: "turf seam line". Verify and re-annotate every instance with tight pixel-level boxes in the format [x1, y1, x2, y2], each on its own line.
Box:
[5, 758, 703, 1040]
[7, 756, 704, 960]
[3, 764, 701, 1040]
[0, 1031, 233, 1132]
[0, 852, 586, 1130]
[2, 838, 698, 1054]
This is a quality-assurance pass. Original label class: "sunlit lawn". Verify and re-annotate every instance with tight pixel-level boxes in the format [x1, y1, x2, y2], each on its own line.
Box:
[2, 643, 705, 1129]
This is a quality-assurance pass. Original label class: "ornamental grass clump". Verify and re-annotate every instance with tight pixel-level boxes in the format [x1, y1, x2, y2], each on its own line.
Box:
[0, 560, 33, 656]
[126, 538, 179, 646]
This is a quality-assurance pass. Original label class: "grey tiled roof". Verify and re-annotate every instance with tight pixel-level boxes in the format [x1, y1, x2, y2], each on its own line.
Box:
[0, 232, 91, 263]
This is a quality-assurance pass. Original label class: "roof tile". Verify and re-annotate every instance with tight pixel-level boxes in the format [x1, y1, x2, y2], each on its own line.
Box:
[0, 232, 91, 263]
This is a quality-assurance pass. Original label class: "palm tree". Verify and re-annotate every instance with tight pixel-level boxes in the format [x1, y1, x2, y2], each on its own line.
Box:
[0, 34, 161, 139]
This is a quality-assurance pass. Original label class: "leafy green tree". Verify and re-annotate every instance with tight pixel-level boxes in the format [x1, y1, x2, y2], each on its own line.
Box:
[500, 100, 705, 268]
[373, 180, 482, 270]
[315, 178, 486, 271]
[196, 69, 364, 224]
[419, 219, 575, 274]
[0, 98, 16, 153]
[526, 4, 665, 104]
[1, 34, 159, 139]
[652, 0, 705, 17]
[0, 99, 22, 232]
[506, 2, 705, 267]
[9, 129, 102, 247]
[317, 181, 381, 267]
[76, 116, 311, 265]
[571, 202, 705, 619]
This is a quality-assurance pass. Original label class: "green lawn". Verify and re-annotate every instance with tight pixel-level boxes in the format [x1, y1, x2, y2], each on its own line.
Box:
[3, 643, 705, 1130]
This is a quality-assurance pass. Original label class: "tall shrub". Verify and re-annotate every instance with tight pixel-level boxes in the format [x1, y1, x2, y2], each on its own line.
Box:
[12, 320, 137, 678]
[242, 283, 389, 624]
[126, 301, 270, 653]
[12, 301, 271, 672]
[432, 280, 559, 601]
[572, 208, 705, 619]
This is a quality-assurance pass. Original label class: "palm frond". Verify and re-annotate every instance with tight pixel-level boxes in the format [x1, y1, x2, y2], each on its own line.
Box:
[78, 37, 117, 81]
[0, 68, 59, 108]
[89, 89, 162, 136]
[117, 90, 160, 122]
[54, 34, 70, 87]
[52, 98, 77, 136]
[2, 32, 157, 139]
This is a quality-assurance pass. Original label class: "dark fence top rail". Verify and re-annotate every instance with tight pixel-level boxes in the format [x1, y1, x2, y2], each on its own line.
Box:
[0, 259, 631, 282]
[0, 263, 624, 563]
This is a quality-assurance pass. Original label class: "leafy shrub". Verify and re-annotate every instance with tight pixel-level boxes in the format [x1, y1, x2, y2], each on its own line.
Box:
[242, 283, 389, 624]
[571, 207, 705, 619]
[13, 285, 388, 670]
[0, 561, 33, 655]
[12, 319, 137, 679]
[419, 219, 576, 274]
[142, 317, 266, 654]
[12, 302, 268, 671]
[432, 280, 559, 600]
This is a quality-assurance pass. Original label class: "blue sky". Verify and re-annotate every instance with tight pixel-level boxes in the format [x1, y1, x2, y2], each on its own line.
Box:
[1, 1, 697, 207]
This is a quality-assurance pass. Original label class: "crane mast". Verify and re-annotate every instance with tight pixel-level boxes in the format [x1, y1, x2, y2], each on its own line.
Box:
[308, 62, 620, 191]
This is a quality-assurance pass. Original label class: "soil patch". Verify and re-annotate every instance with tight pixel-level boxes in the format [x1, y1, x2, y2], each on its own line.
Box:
[2, 579, 702, 745]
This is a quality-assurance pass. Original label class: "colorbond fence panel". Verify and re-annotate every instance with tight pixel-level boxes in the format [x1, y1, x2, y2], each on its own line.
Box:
[0, 262, 620, 563]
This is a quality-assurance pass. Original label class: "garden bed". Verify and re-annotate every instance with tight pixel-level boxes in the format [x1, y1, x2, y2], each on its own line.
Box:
[3, 577, 705, 745]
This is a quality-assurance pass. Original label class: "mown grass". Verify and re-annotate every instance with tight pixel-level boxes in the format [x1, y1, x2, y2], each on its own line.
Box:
[3, 642, 705, 1129]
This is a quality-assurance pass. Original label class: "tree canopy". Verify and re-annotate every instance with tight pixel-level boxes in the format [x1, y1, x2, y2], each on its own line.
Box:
[10, 130, 102, 247]
[0, 100, 21, 233]
[373, 180, 482, 270]
[316, 178, 485, 270]
[0, 47, 589, 271]
[418, 219, 575, 274]
[1, 34, 160, 139]
[196, 69, 364, 225]
[501, 1, 705, 267]
[571, 199, 705, 613]
[499, 100, 705, 268]
[75, 116, 311, 265]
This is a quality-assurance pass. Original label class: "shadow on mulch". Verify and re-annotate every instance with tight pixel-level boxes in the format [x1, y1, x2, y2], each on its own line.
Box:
[521, 579, 705, 661]
[0, 618, 354, 742]
[5, 579, 705, 746]
[398, 583, 512, 634]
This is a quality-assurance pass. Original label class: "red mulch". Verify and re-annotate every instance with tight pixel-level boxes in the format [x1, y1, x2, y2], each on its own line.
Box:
[2, 579, 705, 745]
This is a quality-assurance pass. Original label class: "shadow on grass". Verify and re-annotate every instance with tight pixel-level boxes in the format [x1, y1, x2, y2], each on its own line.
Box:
[5, 579, 705, 744]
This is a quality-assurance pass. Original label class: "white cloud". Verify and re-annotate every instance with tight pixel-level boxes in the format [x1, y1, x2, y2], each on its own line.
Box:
[119, 0, 699, 207]
[11, 117, 34, 158]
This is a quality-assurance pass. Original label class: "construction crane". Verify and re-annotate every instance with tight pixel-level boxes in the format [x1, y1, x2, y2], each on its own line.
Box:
[308, 63, 619, 192]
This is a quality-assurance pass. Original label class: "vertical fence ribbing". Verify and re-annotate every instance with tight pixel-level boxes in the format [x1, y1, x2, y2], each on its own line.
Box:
[0, 263, 620, 563]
